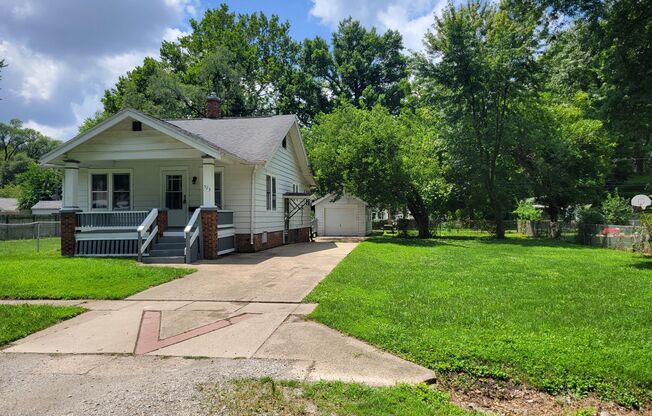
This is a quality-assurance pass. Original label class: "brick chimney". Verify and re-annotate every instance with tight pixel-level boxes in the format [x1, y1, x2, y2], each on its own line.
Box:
[206, 92, 222, 119]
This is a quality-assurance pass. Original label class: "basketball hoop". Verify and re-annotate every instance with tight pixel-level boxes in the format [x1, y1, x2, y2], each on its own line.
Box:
[631, 194, 651, 210]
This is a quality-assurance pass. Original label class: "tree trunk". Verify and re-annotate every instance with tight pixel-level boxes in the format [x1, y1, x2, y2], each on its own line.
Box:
[406, 193, 431, 239]
[547, 205, 559, 222]
[414, 213, 431, 238]
[494, 215, 506, 239]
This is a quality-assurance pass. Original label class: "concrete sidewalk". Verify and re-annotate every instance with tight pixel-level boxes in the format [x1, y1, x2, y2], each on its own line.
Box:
[3, 299, 434, 386]
[1, 239, 435, 414]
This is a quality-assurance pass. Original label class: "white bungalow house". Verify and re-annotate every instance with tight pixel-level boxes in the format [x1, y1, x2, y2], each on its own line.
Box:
[40, 96, 315, 263]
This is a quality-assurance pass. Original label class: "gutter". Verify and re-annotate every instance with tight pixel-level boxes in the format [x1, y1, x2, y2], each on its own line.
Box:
[250, 165, 258, 245]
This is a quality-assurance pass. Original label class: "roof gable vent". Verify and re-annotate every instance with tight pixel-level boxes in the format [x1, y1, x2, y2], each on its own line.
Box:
[132, 121, 142, 131]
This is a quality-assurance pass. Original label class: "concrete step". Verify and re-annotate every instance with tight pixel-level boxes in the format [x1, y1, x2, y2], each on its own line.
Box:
[157, 236, 185, 244]
[142, 256, 186, 264]
[152, 242, 186, 250]
[149, 249, 185, 257]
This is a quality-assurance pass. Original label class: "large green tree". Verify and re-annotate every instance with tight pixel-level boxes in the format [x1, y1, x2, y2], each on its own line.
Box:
[543, 0, 652, 181]
[97, 5, 302, 123]
[414, 1, 540, 237]
[16, 164, 62, 210]
[0, 119, 60, 188]
[516, 92, 614, 220]
[90, 6, 409, 129]
[306, 104, 449, 238]
[300, 19, 408, 116]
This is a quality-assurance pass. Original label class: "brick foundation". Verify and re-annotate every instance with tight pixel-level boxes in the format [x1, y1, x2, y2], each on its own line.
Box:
[201, 208, 218, 260]
[235, 227, 311, 253]
[60, 210, 80, 256]
[157, 209, 168, 234]
[286, 227, 311, 244]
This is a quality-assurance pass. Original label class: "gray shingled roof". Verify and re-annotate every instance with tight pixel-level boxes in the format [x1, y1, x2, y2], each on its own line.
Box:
[0, 198, 18, 212]
[165, 115, 296, 163]
[31, 200, 62, 210]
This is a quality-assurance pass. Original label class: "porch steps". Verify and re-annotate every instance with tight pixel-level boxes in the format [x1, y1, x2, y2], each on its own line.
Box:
[143, 256, 185, 264]
[142, 235, 186, 264]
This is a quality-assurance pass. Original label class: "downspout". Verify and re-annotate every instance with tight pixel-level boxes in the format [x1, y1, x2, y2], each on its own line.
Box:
[250, 165, 258, 245]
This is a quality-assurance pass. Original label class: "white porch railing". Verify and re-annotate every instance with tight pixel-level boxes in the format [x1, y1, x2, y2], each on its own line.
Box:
[184, 208, 202, 264]
[76, 211, 149, 231]
[137, 209, 159, 262]
[75, 211, 150, 256]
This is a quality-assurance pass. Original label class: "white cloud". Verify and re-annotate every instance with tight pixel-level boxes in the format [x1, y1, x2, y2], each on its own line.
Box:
[23, 120, 73, 139]
[163, 27, 191, 42]
[11, 2, 36, 19]
[99, 51, 157, 83]
[0, 0, 193, 140]
[309, 0, 445, 51]
[0, 40, 63, 101]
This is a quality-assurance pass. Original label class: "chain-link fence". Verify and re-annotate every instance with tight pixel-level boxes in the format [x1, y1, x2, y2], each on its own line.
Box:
[0, 220, 61, 241]
[517, 220, 649, 253]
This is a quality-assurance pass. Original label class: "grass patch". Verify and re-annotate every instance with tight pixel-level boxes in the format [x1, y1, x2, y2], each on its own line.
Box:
[0, 304, 84, 346]
[0, 238, 194, 299]
[199, 378, 476, 415]
[306, 235, 652, 408]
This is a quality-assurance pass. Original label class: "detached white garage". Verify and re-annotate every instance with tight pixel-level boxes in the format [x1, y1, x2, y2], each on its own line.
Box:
[313, 193, 372, 237]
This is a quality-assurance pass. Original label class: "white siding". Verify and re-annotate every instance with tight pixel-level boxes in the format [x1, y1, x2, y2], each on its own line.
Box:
[253, 131, 311, 234]
[314, 194, 370, 237]
[77, 160, 253, 234]
[65, 116, 313, 236]
[69, 118, 204, 161]
[222, 164, 252, 233]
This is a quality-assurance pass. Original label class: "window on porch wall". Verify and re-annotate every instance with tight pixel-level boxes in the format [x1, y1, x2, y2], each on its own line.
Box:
[91, 174, 108, 209]
[91, 172, 131, 211]
[112, 173, 130, 210]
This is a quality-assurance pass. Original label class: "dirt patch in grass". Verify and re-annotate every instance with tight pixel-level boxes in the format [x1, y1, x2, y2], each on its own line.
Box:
[198, 378, 476, 415]
[436, 374, 647, 415]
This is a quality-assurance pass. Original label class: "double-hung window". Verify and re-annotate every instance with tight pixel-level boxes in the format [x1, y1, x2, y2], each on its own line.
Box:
[90, 172, 131, 211]
[112, 173, 130, 210]
[266, 175, 276, 211]
[91, 174, 109, 209]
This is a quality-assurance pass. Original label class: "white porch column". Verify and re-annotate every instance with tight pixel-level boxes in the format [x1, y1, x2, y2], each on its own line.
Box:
[63, 159, 80, 209]
[201, 156, 216, 208]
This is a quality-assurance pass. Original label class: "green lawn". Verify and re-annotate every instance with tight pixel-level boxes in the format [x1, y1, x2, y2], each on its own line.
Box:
[0, 238, 194, 299]
[0, 304, 85, 346]
[306, 236, 652, 408]
[199, 378, 475, 415]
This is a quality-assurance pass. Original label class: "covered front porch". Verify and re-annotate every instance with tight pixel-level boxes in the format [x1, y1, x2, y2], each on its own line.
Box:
[56, 143, 239, 262]
[59, 152, 236, 262]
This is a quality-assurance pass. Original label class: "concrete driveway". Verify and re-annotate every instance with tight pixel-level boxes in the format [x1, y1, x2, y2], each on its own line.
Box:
[129, 239, 354, 302]
[2, 240, 435, 393]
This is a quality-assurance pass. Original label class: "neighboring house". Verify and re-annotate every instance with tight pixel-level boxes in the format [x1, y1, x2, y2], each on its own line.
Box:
[0, 198, 19, 215]
[371, 209, 389, 221]
[31, 200, 62, 216]
[313, 193, 372, 237]
[40, 96, 315, 262]
[371, 209, 413, 222]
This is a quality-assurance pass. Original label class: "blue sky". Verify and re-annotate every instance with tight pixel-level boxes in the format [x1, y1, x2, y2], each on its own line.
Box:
[0, 0, 445, 140]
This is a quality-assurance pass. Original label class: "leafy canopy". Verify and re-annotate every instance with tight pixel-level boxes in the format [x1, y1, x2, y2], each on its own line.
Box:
[306, 104, 449, 237]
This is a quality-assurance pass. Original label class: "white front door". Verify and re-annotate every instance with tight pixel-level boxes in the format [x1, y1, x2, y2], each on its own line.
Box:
[163, 171, 187, 227]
